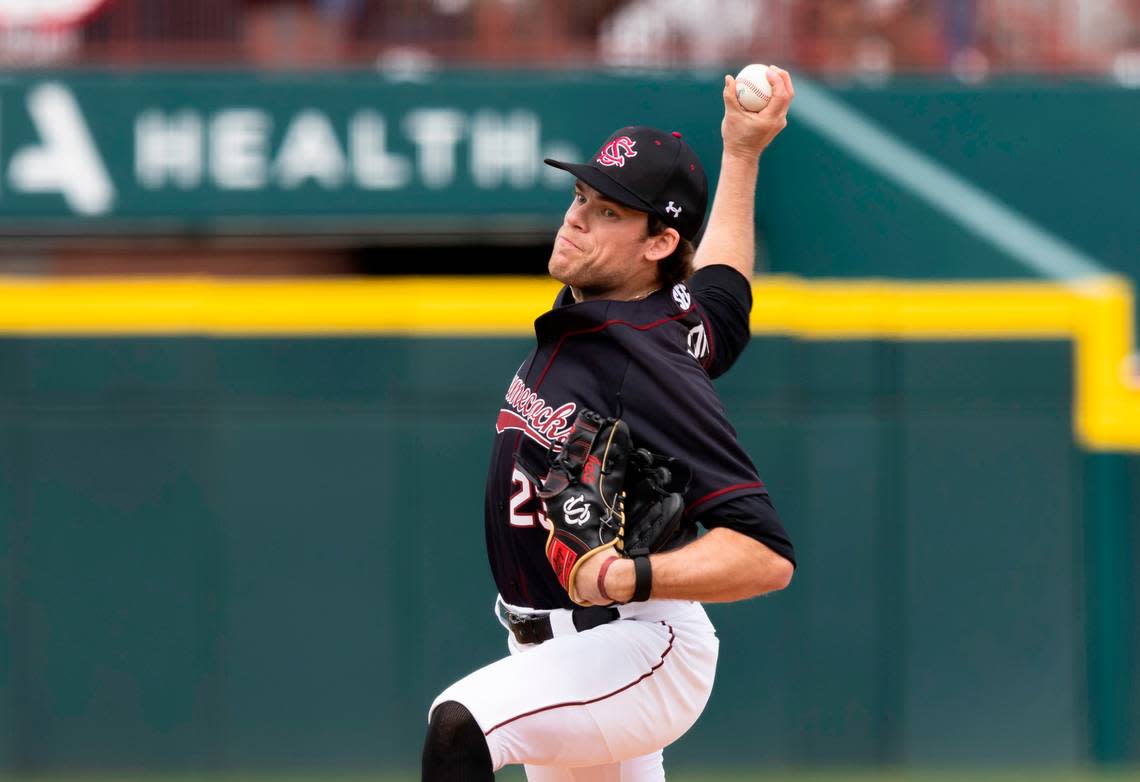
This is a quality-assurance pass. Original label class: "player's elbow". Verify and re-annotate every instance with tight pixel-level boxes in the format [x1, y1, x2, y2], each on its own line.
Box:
[714, 529, 794, 598]
[751, 554, 794, 596]
[769, 556, 795, 591]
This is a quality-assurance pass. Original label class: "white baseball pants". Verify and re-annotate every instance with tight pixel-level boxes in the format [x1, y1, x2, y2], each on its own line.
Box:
[429, 597, 719, 781]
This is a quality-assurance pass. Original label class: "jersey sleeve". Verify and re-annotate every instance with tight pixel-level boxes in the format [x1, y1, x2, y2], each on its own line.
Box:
[615, 330, 772, 536]
[687, 264, 752, 378]
[696, 492, 795, 566]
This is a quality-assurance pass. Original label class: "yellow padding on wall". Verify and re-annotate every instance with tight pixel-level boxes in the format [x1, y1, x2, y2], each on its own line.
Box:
[745, 276, 1139, 451]
[0, 274, 1136, 451]
[0, 276, 562, 336]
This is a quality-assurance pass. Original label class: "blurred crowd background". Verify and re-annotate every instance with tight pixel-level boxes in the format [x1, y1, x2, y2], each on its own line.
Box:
[7, 1, 1140, 79]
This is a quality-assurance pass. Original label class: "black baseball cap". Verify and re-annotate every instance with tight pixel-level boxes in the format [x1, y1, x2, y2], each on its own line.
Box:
[544, 126, 708, 241]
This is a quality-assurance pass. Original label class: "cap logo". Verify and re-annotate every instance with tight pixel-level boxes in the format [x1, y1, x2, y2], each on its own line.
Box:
[665, 201, 682, 218]
[596, 136, 637, 167]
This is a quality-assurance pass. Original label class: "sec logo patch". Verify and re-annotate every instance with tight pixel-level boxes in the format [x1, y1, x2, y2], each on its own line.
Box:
[672, 283, 691, 310]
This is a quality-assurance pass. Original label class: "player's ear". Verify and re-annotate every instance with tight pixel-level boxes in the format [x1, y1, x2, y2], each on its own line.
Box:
[644, 226, 680, 263]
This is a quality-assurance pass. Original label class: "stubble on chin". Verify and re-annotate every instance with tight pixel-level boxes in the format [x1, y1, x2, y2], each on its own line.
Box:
[547, 253, 564, 283]
[547, 247, 574, 285]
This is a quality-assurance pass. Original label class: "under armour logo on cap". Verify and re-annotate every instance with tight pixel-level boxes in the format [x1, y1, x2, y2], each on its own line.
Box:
[665, 201, 682, 218]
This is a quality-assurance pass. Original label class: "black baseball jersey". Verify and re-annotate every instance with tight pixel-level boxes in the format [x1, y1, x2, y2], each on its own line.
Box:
[485, 263, 794, 610]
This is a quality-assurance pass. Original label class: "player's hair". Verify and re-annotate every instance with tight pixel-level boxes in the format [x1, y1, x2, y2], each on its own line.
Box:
[647, 214, 695, 287]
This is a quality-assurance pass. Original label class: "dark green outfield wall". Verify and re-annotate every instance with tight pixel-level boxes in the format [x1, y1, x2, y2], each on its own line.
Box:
[0, 336, 1133, 772]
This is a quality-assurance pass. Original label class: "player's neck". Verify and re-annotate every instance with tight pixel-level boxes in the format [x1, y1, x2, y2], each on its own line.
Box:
[570, 280, 659, 304]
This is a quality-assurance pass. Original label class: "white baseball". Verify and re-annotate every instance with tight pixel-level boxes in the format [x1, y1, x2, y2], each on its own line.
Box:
[735, 64, 773, 112]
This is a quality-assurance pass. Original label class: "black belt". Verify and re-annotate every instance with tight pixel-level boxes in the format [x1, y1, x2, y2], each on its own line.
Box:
[503, 605, 620, 646]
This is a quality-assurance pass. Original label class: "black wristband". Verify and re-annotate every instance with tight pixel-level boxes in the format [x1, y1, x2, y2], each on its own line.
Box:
[631, 555, 653, 603]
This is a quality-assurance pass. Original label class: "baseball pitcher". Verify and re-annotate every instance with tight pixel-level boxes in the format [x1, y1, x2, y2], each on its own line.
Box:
[423, 67, 797, 781]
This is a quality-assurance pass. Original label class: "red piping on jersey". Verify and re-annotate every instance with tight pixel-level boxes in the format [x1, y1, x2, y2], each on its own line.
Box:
[534, 313, 693, 392]
[483, 621, 676, 737]
[685, 482, 765, 515]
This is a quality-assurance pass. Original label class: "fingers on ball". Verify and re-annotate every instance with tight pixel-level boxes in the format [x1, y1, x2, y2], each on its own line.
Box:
[723, 74, 739, 104]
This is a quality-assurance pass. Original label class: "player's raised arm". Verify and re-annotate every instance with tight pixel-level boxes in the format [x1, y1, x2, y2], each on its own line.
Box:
[691, 66, 794, 279]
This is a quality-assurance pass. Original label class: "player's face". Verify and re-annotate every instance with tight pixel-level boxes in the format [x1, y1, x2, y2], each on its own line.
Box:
[548, 182, 663, 300]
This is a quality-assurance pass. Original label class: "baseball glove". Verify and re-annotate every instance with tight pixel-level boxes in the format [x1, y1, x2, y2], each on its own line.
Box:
[539, 409, 632, 606]
[620, 449, 691, 558]
[539, 409, 692, 606]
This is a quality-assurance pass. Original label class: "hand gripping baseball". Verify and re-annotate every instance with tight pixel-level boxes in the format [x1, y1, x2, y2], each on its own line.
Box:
[722, 65, 794, 160]
[539, 409, 631, 606]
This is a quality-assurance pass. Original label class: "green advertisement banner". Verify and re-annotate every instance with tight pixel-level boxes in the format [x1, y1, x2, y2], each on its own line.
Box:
[0, 71, 726, 234]
[0, 71, 1134, 281]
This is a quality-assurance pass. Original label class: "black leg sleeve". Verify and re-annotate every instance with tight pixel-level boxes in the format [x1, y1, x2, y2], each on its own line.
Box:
[422, 700, 494, 781]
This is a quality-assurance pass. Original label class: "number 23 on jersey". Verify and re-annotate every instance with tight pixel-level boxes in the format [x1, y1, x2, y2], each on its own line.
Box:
[508, 466, 551, 530]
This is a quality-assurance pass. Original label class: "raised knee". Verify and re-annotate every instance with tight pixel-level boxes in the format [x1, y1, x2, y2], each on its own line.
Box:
[422, 700, 492, 781]
[426, 700, 480, 749]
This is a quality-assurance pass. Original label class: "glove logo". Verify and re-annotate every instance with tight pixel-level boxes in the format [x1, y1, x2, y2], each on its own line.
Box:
[581, 455, 601, 486]
[562, 494, 591, 526]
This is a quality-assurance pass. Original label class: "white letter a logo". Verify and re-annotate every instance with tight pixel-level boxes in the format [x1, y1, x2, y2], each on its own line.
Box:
[8, 82, 114, 215]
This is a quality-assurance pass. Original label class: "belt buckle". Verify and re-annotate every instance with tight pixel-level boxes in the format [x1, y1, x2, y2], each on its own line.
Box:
[506, 611, 531, 626]
[502, 602, 548, 627]
[505, 611, 553, 645]
[498, 601, 548, 638]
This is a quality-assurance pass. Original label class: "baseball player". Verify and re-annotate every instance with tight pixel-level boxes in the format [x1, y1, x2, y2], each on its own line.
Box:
[422, 67, 796, 781]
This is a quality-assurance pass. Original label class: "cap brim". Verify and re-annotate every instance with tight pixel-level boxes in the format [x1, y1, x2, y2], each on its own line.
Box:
[543, 159, 656, 215]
